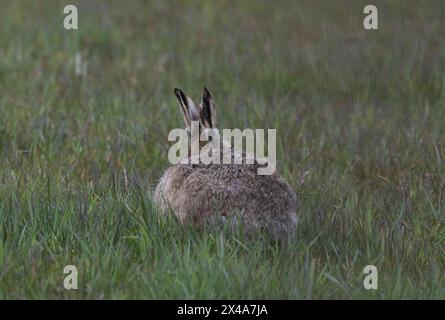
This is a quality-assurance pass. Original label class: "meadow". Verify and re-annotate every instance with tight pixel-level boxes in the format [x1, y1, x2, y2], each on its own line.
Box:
[0, 0, 444, 299]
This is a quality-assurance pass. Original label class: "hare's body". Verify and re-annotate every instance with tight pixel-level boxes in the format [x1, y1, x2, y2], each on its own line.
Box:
[154, 87, 298, 237]
[154, 151, 298, 235]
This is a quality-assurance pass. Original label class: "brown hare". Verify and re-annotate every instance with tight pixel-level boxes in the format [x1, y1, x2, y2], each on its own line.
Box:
[154, 87, 298, 237]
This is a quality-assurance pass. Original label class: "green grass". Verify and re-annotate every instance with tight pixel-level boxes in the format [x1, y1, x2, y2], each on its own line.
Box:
[0, 0, 444, 299]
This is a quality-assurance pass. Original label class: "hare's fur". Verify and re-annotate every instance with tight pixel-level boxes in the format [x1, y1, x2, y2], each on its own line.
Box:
[154, 87, 298, 237]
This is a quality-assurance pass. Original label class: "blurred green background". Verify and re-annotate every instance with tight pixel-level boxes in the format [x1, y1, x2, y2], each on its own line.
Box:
[0, 0, 444, 299]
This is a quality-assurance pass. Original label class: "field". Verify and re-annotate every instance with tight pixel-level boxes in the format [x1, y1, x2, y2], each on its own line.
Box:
[0, 0, 444, 299]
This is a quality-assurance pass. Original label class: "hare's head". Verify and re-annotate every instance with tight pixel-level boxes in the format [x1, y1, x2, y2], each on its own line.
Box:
[173, 87, 218, 151]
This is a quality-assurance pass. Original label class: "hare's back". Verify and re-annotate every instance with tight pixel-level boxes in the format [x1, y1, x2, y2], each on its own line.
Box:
[178, 164, 297, 218]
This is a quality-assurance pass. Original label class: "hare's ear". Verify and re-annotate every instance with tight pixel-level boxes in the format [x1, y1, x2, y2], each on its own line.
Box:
[200, 86, 217, 128]
[174, 88, 200, 126]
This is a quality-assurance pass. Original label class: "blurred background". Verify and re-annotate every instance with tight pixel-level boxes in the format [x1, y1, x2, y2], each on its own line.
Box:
[0, 0, 444, 299]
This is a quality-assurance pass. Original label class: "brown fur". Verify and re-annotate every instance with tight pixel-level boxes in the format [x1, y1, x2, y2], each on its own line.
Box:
[154, 87, 298, 237]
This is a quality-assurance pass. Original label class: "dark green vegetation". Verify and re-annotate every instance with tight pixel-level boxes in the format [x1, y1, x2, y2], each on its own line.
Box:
[0, 0, 444, 299]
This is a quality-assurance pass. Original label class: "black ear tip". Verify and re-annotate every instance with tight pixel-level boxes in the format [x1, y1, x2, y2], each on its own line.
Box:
[203, 86, 213, 101]
[174, 88, 187, 101]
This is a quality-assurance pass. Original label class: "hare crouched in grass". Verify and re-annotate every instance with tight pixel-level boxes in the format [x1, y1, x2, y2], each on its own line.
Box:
[154, 87, 298, 237]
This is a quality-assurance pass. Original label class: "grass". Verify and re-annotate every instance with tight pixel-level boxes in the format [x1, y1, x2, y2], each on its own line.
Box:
[0, 0, 444, 299]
